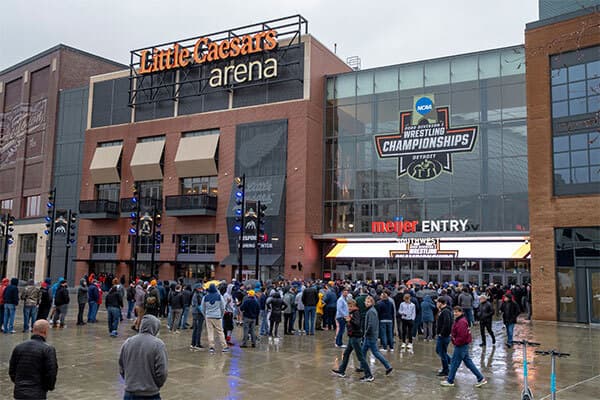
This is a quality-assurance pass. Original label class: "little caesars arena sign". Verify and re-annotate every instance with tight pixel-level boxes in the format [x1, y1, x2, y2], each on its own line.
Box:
[136, 30, 278, 87]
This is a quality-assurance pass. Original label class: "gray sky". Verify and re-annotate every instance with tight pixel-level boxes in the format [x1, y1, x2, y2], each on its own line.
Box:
[1, 0, 539, 72]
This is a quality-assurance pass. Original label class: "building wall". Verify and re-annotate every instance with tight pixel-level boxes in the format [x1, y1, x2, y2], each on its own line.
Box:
[526, 9, 600, 321]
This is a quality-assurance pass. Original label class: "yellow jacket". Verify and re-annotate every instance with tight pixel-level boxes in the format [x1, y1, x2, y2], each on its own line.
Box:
[316, 292, 325, 315]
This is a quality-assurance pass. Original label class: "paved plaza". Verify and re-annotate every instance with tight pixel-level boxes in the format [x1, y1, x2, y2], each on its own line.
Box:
[1, 311, 599, 399]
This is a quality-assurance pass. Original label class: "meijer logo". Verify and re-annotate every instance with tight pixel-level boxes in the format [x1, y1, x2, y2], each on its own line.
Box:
[415, 97, 433, 115]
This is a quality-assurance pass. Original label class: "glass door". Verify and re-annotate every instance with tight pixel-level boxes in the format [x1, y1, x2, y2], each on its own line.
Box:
[589, 269, 600, 324]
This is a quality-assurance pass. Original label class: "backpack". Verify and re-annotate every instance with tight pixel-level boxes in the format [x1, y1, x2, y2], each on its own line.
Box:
[145, 289, 159, 307]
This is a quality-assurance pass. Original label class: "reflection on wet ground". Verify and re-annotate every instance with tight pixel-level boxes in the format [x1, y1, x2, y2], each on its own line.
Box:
[0, 312, 598, 399]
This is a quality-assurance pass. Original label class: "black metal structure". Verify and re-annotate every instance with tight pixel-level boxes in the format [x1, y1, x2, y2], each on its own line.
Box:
[46, 188, 57, 277]
[128, 15, 308, 107]
[0, 213, 14, 278]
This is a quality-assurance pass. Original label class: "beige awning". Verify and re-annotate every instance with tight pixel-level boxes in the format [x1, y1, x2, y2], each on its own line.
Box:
[89, 145, 122, 184]
[130, 140, 165, 181]
[174, 134, 219, 177]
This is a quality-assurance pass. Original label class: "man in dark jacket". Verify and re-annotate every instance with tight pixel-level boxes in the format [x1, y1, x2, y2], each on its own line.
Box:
[77, 279, 88, 326]
[52, 280, 70, 328]
[3, 277, 19, 334]
[179, 285, 192, 330]
[435, 297, 453, 377]
[9, 319, 58, 399]
[106, 285, 124, 336]
[362, 296, 393, 375]
[301, 283, 319, 335]
[500, 293, 520, 348]
[478, 294, 495, 346]
[441, 307, 487, 388]
[87, 281, 100, 323]
[240, 290, 260, 348]
[331, 299, 373, 382]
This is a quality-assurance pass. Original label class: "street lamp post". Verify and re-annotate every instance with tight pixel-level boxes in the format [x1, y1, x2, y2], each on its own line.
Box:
[45, 188, 57, 278]
[129, 184, 141, 280]
[234, 175, 245, 282]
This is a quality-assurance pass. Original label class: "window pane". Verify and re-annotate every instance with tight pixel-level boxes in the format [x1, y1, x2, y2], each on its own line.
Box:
[451, 55, 478, 83]
[571, 150, 588, 167]
[374, 68, 398, 94]
[400, 64, 423, 89]
[356, 71, 374, 96]
[554, 168, 571, 184]
[552, 67, 567, 85]
[501, 48, 524, 76]
[552, 101, 568, 117]
[553, 136, 569, 152]
[588, 95, 600, 113]
[552, 84, 568, 101]
[568, 81, 586, 98]
[587, 60, 600, 79]
[587, 78, 600, 96]
[590, 132, 600, 148]
[425, 60, 449, 86]
[569, 97, 587, 115]
[573, 167, 589, 183]
[336, 74, 356, 99]
[570, 133, 588, 150]
[568, 64, 586, 81]
[590, 148, 600, 165]
[479, 52, 500, 79]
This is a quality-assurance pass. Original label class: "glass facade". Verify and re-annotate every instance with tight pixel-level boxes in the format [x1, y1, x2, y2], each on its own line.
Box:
[325, 46, 529, 234]
[551, 46, 600, 196]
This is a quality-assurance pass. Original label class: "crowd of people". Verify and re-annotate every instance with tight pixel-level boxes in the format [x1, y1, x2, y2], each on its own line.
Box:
[3, 274, 532, 399]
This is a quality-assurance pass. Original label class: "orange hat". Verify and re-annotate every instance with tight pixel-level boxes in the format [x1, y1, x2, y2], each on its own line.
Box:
[248, 290, 255, 296]
[150, 279, 157, 286]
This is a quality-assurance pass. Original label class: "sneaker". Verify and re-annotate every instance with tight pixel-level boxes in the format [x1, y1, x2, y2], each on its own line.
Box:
[440, 380, 455, 387]
[401, 343, 407, 348]
[335, 344, 347, 348]
[331, 369, 346, 378]
[407, 343, 413, 349]
[436, 370, 449, 377]
[251, 343, 256, 348]
[240, 344, 249, 348]
[360, 376, 374, 382]
[175, 330, 180, 334]
[209, 348, 215, 353]
[389, 348, 395, 352]
[475, 378, 488, 388]
[385, 367, 393, 376]
[222, 347, 230, 353]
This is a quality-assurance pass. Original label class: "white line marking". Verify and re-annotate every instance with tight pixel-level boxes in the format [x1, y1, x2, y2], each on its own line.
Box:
[539, 374, 600, 400]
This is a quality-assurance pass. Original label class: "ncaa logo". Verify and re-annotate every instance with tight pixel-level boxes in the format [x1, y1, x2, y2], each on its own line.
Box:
[415, 97, 433, 115]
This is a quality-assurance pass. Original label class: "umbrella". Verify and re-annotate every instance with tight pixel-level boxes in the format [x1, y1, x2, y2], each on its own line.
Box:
[203, 280, 222, 289]
[406, 278, 427, 287]
[448, 280, 460, 286]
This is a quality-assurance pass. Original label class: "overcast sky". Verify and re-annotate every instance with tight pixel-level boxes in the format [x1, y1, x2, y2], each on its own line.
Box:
[1, 0, 539, 72]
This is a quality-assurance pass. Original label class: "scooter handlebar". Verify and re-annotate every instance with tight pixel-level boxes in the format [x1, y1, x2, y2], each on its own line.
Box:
[514, 340, 541, 346]
[535, 350, 571, 357]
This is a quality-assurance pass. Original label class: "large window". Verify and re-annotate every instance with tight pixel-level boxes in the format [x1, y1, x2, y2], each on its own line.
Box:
[181, 177, 218, 196]
[138, 236, 160, 254]
[178, 234, 217, 254]
[24, 195, 41, 218]
[92, 236, 119, 254]
[138, 180, 163, 200]
[19, 261, 35, 281]
[96, 183, 120, 202]
[551, 55, 600, 118]
[553, 130, 600, 194]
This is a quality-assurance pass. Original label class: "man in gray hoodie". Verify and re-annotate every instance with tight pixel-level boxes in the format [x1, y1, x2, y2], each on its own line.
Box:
[119, 314, 168, 400]
[201, 283, 229, 353]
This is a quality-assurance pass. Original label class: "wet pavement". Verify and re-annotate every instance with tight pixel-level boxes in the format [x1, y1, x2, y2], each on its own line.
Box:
[0, 311, 599, 399]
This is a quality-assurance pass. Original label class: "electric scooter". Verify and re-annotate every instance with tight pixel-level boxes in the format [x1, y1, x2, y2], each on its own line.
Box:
[535, 349, 571, 400]
[513, 340, 541, 400]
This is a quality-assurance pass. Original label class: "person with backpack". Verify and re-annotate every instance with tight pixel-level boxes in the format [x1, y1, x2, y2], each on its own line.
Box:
[440, 306, 487, 388]
[145, 281, 161, 318]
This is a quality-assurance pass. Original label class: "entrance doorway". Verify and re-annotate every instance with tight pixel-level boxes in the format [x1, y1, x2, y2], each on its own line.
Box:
[588, 269, 600, 324]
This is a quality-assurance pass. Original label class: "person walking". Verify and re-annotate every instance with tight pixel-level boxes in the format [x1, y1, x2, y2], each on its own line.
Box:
[478, 294, 496, 346]
[440, 306, 488, 388]
[2, 278, 19, 334]
[331, 299, 373, 382]
[421, 295, 437, 341]
[240, 289, 260, 348]
[398, 293, 416, 349]
[201, 283, 230, 353]
[335, 287, 350, 347]
[9, 319, 58, 399]
[52, 279, 70, 328]
[76, 278, 88, 326]
[362, 295, 393, 376]
[435, 297, 453, 377]
[119, 315, 168, 400]
[190, 284, 205, 350]
[106, 285, 124, 337]
[500, 293, 520, 348]
[20, 279, 40, 333]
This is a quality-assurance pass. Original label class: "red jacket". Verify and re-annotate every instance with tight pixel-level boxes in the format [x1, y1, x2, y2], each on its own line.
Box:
[451, 315, 472, 346]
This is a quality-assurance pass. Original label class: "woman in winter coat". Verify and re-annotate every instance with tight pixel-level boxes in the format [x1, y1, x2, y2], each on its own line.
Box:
[267, 292, 287, 337]
[420, 295, 437, 340]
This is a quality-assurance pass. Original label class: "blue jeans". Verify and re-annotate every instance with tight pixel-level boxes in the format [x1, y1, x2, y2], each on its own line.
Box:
[379, 321, 394, 349]
[259, 310, 269, 335]
[3, 304, 16, 332]
[167, 306, 173, 328]
[338, 336, 372, 377]
[192, 313, 205, 347]
[23, 306, 38, 332]
[124, 392, 161, 400]
[335, 317, 346, 346]
[304, 306, 316, 334]
[436, 335, 452, 373]
[180, 306, 190, 329]
[505, 322, 515, 345]
[88, 301, 98, 322]
[464, 308, 474, 327]
[127, 300, 135, 319]
[362, 337, 391, 370]
[447, 344, 484, 384]
[108, 306, 120, 333]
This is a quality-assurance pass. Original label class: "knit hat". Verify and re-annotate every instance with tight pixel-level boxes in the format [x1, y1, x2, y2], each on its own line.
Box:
[248, 290, 255, 296]
[150, 279, 157, 286]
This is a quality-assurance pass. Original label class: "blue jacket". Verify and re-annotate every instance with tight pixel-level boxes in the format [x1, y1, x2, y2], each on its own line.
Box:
[88, 284, 99, 303]
[421, 296, 437, 323]
[375, 298, 394, 321]
[3, 278, 19, 305]
[324, 289, 337, 309]
[240, 297, 260, 320]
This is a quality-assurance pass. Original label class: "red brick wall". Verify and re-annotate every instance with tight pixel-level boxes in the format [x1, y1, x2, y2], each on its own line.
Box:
[525, 10, 600, 321]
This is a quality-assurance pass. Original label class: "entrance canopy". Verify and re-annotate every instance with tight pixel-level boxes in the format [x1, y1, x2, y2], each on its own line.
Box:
[326, 237, 530, 259]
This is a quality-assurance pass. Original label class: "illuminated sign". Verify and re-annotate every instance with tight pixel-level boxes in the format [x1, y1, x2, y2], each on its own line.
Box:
[389, 238, 458, 258]
[375, 95, 478, 181]
[371, 218, 479, 237]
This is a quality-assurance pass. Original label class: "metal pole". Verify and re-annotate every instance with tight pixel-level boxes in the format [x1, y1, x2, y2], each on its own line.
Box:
[47, 188, 56, 278]
[1, 212, 9, 278]
[236, 175, 245, 282]
[63, 210, 71, 280]
[150, 200, 157, 278]
[255, 201, 260, 280]
[132, 184, 140, 280]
